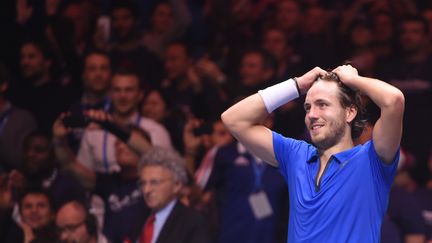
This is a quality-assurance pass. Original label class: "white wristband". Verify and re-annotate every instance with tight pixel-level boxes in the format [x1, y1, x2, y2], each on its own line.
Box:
[258, 78, 300, 113]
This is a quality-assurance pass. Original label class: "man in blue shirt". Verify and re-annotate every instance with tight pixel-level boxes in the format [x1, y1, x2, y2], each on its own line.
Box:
[221, 65, 405, 242]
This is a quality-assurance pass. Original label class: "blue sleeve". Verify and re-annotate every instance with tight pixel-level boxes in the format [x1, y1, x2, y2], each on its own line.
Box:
[366, 140, 400, 189]
[272, 131, 311, 182]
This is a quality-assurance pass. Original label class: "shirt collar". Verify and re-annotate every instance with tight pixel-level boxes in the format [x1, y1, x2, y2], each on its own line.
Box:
[155, 199, 177, 222]
[306, 144, 362, 164]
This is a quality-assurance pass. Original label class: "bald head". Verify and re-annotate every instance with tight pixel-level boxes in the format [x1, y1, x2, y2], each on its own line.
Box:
[56, 201, 96, 243]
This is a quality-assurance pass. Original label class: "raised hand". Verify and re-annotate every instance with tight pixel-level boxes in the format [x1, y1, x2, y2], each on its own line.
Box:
[53, 112, 73, 139]
[296, 67, 328, 94]
[332, 64, 359, 87]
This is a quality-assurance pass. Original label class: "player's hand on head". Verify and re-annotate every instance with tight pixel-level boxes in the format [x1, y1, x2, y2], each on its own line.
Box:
[296, 67, 327, 94]
[333, 64, 359, 86]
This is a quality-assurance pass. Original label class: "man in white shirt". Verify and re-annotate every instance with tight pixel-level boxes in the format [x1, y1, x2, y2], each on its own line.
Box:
[76, 70, 173, 173]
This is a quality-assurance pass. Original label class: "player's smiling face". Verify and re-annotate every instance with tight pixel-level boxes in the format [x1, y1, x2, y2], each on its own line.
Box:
[304, 81, 348, 149]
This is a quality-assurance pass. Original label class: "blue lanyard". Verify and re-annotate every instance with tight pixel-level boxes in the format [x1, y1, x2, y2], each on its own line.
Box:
[0, 107, 12, 136]
[250, 155, 266, 191]
[102, 114, 141, 172]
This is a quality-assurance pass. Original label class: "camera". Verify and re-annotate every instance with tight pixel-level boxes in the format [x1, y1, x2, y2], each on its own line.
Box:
[62, 115, 91, 128]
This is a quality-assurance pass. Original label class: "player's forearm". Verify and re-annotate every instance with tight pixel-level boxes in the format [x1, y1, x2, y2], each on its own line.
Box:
[221, 94, 269, 135]
[351, 76, 405, 113]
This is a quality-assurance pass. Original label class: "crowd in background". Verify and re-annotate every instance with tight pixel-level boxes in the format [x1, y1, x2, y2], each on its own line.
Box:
[0, 0, 431, 242]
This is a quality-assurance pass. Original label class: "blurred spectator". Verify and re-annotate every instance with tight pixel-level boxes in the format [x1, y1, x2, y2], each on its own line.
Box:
[183, 119, 234, 180]
[422, 8, 432, 52]
[376, 15, 432, 177]
[273, 0, 303, 49]
[416, 151, 432, 242]
[109, 0, 164, 89]
[0, 63, 37, 172]
[207, 116, 288, 243]
[161, 41, 227, 120]
[371, 11, 396, 59]
[68, 51, 112, 152]
[141, 88, 187, 153]
[141, 0, 191, 59]
[342, 20, 377, 76]
[261, 26, 305, 81]
[227, 48, 276, 99]
[298, 5, 338, 69]
[77, 70, 172, 173]
[8, 39, 71, 133]
[13, 131, 86, 208]
[61, 0, 98, 58]
[131, 147, 212, 243]
[53, 118, 151, 243]
[56, 200, 108, 243]
[384, 186, 426, 243]
[1, 189, 57, 243]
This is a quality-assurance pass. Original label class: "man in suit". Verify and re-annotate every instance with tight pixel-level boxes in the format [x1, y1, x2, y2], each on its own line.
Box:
[134, 147, 212, 243]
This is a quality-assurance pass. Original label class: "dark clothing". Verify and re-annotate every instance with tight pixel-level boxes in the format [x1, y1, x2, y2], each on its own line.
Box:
[414, 188, 432, 240]
[160, 78, 227, 121]
[387, 186, 426, 241]
[94, 173, 149, 243]
[207, 142, 288, 243]
[8, 79, 71, 134]
[110, 45, 164, 89]
[0, 209, 57, 243]
[0, 103, 37, 172]
[67, 98, 110, 153]
[24, 168, 87, 209]
[130, 201, 213, 243]
[381, 215, 403, 243]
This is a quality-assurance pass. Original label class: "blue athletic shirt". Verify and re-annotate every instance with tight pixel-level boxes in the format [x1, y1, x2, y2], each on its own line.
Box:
[272, 132, 399, 243]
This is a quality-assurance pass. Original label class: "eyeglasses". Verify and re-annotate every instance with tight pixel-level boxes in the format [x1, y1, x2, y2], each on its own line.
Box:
[137, 178, 171, 188]
[57, 220, 85, 234]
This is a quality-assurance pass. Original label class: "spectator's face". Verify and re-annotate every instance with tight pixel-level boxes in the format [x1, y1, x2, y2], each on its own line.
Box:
[83, 54, 111, 94]
[351, 25, 372, 48]
[373, 13, 393, 42]
[20, 43, 50, 80]
[276, 0, 301, 31]
[141, 90, 167, 122]
[23, 136, 53, 176]
[304, 81, 354, 150]
[62, 3, 89, 40]
[151, 3, 173, 33]
[20, 193, 53, 229]
[400, 21, 428, 53]
[239, 52, 267, 87]
[110, 74, 142, 116]
[56, 203, 92, 243]
[164, 44, 190, 80]
[114, 139, 139, 168]
[211, 121, 233, 147]
[303, 7, 328, 35]
[139, 165, 181, 211]
[262, 29, 287, 61]
[112, 8, 135, 39]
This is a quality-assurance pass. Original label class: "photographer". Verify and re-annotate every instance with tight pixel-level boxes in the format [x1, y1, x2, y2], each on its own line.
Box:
[54, 70, 172, 175]
[52, 110, 152, 242]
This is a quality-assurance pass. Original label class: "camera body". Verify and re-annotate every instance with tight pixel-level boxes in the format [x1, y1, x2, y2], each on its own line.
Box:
[62, 115, 91, 128]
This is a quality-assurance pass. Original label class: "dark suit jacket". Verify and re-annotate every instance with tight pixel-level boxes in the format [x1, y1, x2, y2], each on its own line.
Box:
[131, 201, 213, 243]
